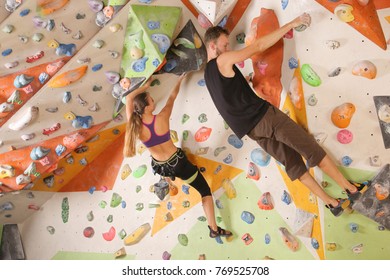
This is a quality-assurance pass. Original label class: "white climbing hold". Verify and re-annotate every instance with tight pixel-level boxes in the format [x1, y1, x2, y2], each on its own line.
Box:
[8, 106, 39, 131]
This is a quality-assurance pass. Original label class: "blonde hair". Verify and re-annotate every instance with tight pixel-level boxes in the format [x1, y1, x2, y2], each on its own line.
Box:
[123, 92, 148, 157]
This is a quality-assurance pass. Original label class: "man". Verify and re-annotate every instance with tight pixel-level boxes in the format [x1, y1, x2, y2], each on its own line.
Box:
[204, 13, 367, 216]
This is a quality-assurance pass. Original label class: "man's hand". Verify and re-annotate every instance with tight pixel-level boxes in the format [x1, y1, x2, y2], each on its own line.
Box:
[292, 12, 311, 29]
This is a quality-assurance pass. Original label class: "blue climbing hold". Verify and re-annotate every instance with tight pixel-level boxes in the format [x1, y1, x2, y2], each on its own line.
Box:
[251, 148, 271, 167]
[228, 134, 243, 149]
[182, 184, 190, 195]
[241, 211, 255, 224]
[281, 190, 292, 205]
[92, 64, 103, 72]
[223, 153, 233, 164]
[265, 233, 271, 244]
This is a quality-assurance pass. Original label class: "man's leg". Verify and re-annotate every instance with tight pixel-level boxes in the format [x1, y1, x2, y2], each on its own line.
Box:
[318, 155, 359, 193]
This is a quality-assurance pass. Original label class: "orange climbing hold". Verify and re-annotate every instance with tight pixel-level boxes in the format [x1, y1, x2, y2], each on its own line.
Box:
[257, 192, 274, 210]
[279, 227, 299, 252]
[331, 103, 356, 128]
[48, 65, 88, 88]
[37, 0, 70, 15]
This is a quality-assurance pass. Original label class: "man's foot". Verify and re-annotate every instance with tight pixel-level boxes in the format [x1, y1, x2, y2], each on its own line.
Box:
[325, 198, 350, 217]
[346, 181, 370, 202]
[208, 225, 232, 238]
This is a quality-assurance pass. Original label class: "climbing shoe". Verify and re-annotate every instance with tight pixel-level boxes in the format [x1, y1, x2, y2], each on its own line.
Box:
[325, 198, 350, 217]
[346, 181, 370, 203]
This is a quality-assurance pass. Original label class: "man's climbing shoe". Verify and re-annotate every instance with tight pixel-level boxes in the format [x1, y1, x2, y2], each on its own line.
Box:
[325, 198, 350, 217]
[208, 225, 232, 238]
[346, 181, 370, 203]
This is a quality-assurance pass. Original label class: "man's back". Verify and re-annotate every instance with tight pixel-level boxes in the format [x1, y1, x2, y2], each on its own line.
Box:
[204, 58, 269, 139]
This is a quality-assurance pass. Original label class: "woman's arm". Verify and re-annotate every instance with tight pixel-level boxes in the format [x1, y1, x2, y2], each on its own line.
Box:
[125, 77, 153, 121]
[160, 73, 187, 117]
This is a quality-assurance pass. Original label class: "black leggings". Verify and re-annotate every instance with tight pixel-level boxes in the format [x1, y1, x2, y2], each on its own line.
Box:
[151, 148, 212, 197]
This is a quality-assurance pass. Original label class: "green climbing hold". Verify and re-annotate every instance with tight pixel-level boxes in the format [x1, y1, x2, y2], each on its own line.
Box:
[178, 234, 188, 246]
[300, 64, 321, 87]
[151, 79, 160, 86]
[110, 192, 122, 208]
[174, 37, 195, 49]
[87, 211, 94, 221]
[61, 197, 69, 210]
[182, 114, 190, 124]
[216, 216, 222, 224]
[118, 229, 127, 239]
[107, 214, 113, 223]
[136, 203, 144, 211]
[99, 200, 107, 209]
[182, 130, 189, 141]
[133, 164, 147, 178]
[136, 185, 142, 193]
[62, 210, 69, 223]
[197, 216, 206, 222]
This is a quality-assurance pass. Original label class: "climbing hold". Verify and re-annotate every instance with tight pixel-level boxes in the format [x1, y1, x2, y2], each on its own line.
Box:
[182, 114, 190, 124]
[265, 233, 271, 244]
[236, 32, 246, 44]
[129, 30, 145, 49]
[2, 24, 14, 33]
[349, 222, 359, 233]
[56, 43, 76, 56]
[26, 51, 44, 63]
[241, 211, 255, 224]
[288, 57, 298, 69]
[251, 148, 271, 167]
[110, 193, 122, 208]
[30, 146, 50, 160]
[48, 65, 88, 88]
[102, 226, 116, 241]
[71, 115, 93, 129]
[151, 34, 171, 54]
[331, 103, 355, 128]
[133, 164, 147, 178]
[0, 102, 14, 113]
[337, 129, 353, 144]
[341, 155, 353, 166]
[63, 91, 72, 103]
[307, 94, 318, 106]
[46, 226, 55, 235]
[228, 134, 243, 149]
[55, 144, 67, 156]
[313, 132, 327, 144]
[300, 64, 321, 87]
[378, 104, 390, 123]
[92, 63, 103, 72]
[214, 146, 226, 157]
[288, 76, 304, 110]
[24, 162, 40, 177]
[147, 20, 160, 30]
[2, 49, 13, 56]
[258, 192, 274, 210]
[369, 155, 381, 167]
[198, 113, 208, 123]
[374, 183, 389, 200]
[16, 174, 31, 185]
[328, 67, 342, 77]
[124, 223, 151, 245]
[178, 234, 188, 246]
[13, 74, 34, 88]
[247, 162, 260, 181]
[221, 178, 236, 199]
[194, 126, 212, 142]
[326, 242, 337, 251]
[121, 164, 132, 180]
[279, 227, 299, 252]
[83, 227, 95, 238]
[335, 4, 354, 23]
[352, 60, 377, 79]
[0, 165, 15, 179]
[131, 57, 148, 72]
[281, 190, 292, 205]
[32, 33, 44, 42]
[241, 233, 253, 245]
[351, 243, 363, 254]
[4, 61, 19, 69]
[162, 251, 171, 260]
[174, 37, 195, 49]
[197, 13, 212, 29]
[311, 238, 319, 249]
[223, 153, 233, 164]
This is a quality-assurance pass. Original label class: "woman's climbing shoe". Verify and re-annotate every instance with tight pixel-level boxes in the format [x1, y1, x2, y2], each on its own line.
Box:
[325, 198, 350, 217]
[208, 225, 232, 238]
[346, 181, 370, 203]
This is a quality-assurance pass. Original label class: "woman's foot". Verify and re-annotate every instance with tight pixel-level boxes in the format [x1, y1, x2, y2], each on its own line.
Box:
[208, 225, 232, 238]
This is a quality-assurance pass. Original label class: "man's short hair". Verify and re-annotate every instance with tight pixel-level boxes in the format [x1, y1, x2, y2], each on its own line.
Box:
[204, 26, 230, 47]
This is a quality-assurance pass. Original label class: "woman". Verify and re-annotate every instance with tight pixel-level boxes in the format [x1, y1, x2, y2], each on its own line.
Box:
[123, 74, 232, 239]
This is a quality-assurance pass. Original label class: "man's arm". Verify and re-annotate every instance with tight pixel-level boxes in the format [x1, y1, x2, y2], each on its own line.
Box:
[218, 13, 311, 77]
[125, 78, 153, 121]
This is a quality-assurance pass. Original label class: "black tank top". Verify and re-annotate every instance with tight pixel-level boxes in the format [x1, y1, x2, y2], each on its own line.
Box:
[204, 58, 269, 138]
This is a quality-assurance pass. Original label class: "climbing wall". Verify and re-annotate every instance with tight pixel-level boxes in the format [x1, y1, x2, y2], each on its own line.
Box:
[0, 0, 390, 261]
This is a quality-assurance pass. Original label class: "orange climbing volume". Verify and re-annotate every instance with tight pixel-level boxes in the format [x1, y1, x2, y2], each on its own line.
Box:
[315, 0, 387, 50]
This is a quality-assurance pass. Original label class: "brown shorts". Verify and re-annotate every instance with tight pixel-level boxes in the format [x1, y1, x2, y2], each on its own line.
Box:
[248, 105, 326, 181]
